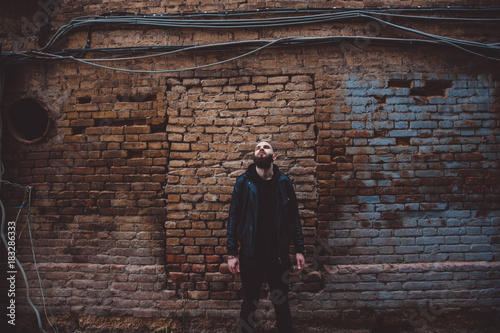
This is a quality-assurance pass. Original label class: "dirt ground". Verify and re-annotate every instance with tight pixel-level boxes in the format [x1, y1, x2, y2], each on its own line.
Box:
[12, 312, 500, 333]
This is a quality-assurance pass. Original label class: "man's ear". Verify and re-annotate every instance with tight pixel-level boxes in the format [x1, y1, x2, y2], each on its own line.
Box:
[273, 154, 277, 161]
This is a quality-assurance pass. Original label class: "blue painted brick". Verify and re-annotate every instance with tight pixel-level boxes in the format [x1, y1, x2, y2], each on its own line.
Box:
[351, 105, 364, 113]
[352, 121, 365, 129]
[388, 113, 411, 121]
[410, 121, 438, 129]
[394, 88, 410, 96]
[350, 89, 369, 96]
[439, 245, 469, 252]
[402, 281, 432, 290]
[476, 128, 496, 136]
[389, 130, 417, 137]
[367, 88, 394, 96]
[481, 120, 496, 127]
[400, 238, 416, 246]
[368, 138, 395, 146]
[437, 105, 452, 112]
[386, 97, 415, 104]
[428, 97, 449, 104]
[345, 80, 359, 88]
[394, 105, 409, 112]
[395, 246, 424, 254]
[439, 120, 454, 128]
[395, 121, 408, 129]
[350, 97, 376, 105]
[372, 121, 394, 129]
[437, 228, 466, 235]
[418, 146, 433, 153]
[356, 196, 381, 204]
[453, 81, 467, 88]
[477, 103, 491, 111]
[465, 253, 493, 261]
[466, 227, 482, 235]
[448, 89, 474, 97]
[483, 227, 500, 235]
[433, 145, 462, 152]
[416, 236, 445, 245]
[470, 245, 491, 252]
[395, 229, 422, 237]
[445, 236, 460, 244]
[372, 238, 399, 246]
[351, 229, 379, 238]
[475, 88, 490, 96]
[415, 170, 443, 178]
[460, 235, 490, 244]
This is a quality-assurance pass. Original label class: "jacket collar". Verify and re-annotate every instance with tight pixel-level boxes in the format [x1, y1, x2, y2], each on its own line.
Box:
[246, 163, 281, 183]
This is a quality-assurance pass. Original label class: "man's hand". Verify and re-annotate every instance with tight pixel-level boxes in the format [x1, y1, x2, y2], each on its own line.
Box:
[295, 253, 305, 274]
[228, 257, 240, 275]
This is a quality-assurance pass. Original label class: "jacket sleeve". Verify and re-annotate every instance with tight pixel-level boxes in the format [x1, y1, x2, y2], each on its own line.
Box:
[287, 178, 306, 254]
[227, 177, 242, 256]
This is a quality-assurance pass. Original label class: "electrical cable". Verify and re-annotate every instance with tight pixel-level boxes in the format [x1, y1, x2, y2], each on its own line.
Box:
[3, 31, 500, 67]
[4, 7, 500, 68]
[39, 9, 500, 51]
[98, 6, 500, 18]
[1, 189, 48, 333]
[1, 8, 499, 69]
[2, 33, 499, 72]
[71, 37, 288, 73]
[72, 40, 273, 62]
[1, 161, 57, 333]
[34, 35, 500, 74]
[24, 186, 59, 333]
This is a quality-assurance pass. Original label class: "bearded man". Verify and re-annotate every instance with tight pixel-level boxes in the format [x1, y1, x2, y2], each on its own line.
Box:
[227, 141, 306, 333]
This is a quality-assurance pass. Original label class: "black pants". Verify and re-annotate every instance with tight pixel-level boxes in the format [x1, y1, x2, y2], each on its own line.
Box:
[238, 254, 293, 333]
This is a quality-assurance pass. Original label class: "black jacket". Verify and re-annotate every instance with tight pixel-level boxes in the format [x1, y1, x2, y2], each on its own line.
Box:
[227, 164, 305, 263]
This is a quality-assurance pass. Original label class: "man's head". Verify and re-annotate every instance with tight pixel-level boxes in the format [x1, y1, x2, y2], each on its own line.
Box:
[253, 141, 276, 169]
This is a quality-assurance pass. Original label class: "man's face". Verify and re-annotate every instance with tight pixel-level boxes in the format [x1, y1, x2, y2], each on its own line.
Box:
[253, 141, 276, 168]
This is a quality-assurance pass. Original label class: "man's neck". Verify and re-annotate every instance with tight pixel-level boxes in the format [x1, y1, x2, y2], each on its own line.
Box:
[256, 164, 274, 180]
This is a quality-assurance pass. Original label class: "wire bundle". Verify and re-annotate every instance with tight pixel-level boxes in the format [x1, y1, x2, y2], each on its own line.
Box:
[2, 7, 500, 72]
[1, 181, 57, 333]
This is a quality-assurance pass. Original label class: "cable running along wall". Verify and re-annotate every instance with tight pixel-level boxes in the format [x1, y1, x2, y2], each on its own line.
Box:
[1, 7, 500, 73]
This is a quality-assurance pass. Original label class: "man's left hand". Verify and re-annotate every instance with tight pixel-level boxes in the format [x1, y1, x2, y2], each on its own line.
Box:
[295, 253, 305, 274]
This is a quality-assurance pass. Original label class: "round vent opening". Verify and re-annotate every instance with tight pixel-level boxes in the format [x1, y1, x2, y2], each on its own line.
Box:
[6, 98, 51, 144]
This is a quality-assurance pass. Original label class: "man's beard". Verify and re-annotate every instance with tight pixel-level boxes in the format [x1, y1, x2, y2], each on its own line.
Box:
[254, 154, 273, 169]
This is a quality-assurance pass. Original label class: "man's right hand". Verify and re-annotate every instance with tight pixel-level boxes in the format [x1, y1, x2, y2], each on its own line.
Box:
[228, 257, 240, 275]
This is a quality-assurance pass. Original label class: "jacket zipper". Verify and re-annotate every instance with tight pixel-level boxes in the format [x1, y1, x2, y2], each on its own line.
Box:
[276, 180, 285, 265]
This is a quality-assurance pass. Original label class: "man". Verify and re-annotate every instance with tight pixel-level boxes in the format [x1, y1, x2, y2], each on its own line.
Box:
[227, 141, 306, 333]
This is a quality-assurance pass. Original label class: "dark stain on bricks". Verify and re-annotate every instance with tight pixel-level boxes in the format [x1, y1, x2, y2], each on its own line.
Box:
[150, 120, 168, 133]
[117, 93, 157, 102]
[374, 220, 402, 229]
[396, 137, 411, 146]
[388, 79, 411, 88]
[127, 150, 143, 159]
[78, 96, 92, 104]
[72, 126, 86, 134]
[410, 80, 453, 96]
[361, 221, 371, 228]
[375, 130, 388, 138]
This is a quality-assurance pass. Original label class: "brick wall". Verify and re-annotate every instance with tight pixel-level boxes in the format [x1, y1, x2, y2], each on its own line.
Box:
[1, 1, 499, 332]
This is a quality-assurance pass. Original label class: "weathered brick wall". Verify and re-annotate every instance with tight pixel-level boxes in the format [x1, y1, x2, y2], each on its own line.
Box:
[162, 69, 318, 300]
[317, 71, 499, 264]
[312, 65, 500, 327]
[1, 1, 499, 332]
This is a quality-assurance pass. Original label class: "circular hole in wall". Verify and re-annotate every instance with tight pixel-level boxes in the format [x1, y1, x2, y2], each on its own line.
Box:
[5, 98, 51, 144]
